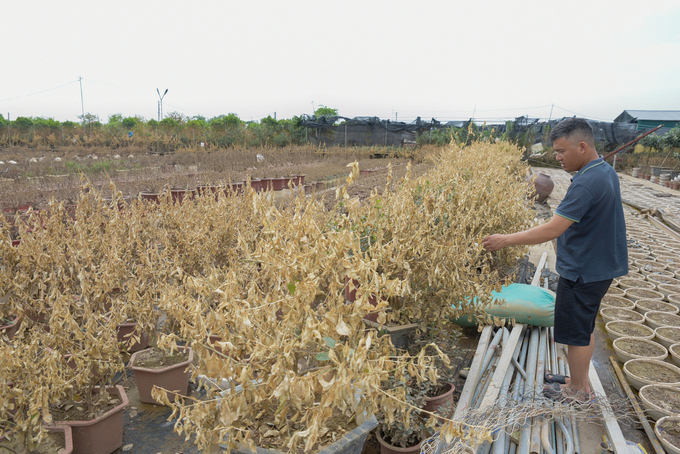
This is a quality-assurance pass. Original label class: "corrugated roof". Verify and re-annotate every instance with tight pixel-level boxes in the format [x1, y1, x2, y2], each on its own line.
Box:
[620, 110, 680, 121]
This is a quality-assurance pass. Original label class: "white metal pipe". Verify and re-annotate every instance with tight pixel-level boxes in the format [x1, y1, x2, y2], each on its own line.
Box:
[518, 327, 540, 454]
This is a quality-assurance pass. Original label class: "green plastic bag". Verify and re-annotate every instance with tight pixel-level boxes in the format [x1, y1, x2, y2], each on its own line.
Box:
[452, 283, 555, 327]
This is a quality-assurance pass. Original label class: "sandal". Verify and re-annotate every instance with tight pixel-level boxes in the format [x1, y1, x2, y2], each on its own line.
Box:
[542, 383, 595, 408]
[544, 372, 569, 384]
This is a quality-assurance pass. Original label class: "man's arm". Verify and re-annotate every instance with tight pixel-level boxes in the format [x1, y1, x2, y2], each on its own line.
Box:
[482, 214, 573, 251]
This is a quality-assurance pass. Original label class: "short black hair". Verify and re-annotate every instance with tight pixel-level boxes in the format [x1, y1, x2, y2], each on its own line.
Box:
[549, 117, 594, 145]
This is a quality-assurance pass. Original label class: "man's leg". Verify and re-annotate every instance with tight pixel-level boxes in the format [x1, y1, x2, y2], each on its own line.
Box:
[563, 333, 594, 395]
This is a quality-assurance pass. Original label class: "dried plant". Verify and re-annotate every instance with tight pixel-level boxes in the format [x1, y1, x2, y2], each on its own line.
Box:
[0, 140, 534, 453]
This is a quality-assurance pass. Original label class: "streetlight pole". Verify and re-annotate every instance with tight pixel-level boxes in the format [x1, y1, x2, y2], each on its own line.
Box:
[157, 88, 168, 121]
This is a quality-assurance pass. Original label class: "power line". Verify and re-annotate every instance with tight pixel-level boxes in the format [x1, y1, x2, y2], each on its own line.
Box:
[552, 105, 612, 122]
[0, 80, 79, 102]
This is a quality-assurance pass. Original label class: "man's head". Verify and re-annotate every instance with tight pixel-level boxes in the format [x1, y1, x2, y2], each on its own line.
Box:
[549, 118, 598, 172]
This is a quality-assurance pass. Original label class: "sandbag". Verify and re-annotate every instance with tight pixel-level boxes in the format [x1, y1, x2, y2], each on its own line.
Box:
[452, 283, 555, 327]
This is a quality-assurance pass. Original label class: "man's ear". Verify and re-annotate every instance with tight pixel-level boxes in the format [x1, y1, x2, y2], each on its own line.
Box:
[578, 141, 588, 154]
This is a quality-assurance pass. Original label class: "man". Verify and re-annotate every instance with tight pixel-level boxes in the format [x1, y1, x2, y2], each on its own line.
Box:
[482, 117, 627, 402]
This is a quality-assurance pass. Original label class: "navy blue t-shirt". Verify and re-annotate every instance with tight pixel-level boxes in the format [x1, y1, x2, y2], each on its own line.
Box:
[554, 158, 628, 282]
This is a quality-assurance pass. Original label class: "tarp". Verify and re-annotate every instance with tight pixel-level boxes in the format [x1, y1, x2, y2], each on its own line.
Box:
[453, 283, 555, 327]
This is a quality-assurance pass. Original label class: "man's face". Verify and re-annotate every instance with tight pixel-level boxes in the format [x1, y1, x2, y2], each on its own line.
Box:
[553, 136, 585, 172]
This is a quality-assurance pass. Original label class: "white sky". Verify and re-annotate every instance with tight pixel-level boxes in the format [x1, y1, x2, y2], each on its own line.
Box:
[2, 0, 679, 124]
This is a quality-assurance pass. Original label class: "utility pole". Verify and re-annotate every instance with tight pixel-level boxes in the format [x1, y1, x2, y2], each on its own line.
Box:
[548, 104, 554, 124]
[79, 76, 85, 131]
[157, 88, 168, 121]
[7, 113, 11, 146]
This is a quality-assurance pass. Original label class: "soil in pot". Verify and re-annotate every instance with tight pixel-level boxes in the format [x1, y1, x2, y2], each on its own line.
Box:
[658, 327, 680, 344]
[606, 287, 625, 296]
[601, 307, 644, 322]
[615, 338, 666, 358]
[637, 299, 678, 313]
[131, 347, 189, 368]
[601, 295, 634, 308]
[621, 279, 655, 289]
[657, 418, 680, 451]
[648, 312, 680, 327]
[627, 288, 664, 300]
[608, 321, 654, 337]
[51, 391, 122, 422]
[642, 386, 680, 415]
[627, 361, 680, 383]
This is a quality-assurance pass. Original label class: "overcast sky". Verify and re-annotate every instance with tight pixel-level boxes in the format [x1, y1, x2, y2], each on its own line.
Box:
[2, 0, 679, 124]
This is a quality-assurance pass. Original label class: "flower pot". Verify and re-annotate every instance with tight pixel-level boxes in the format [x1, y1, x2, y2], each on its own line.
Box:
[130, 347, 193, 404]
[623, 358, 680, 390]
[532, 173, 554, 203]
[657, 327, 680, 349]
[606, 286, 625, 296]
[272, 178, 287, 191]
[639, 385, 680, 421]
[646, 311, 680, 331]
[260, 178, 273, 191]
[600, 307, 645, 324]
[298, 174, 306, 185]
[116, 322, 149, 353]
[636, 299, 678, 315]
[170, 189, 193, 204]
[46, 424, 74, 454]
[364, 320, 419, 350]
[612, 336, 667, 363]
[226, 416, 378, 454]
[315, 181, 325, 191]
[605, 321, 654, 341]
[376, 430, 422, 454]
[53, 385, 128, 454]
[423, 383, 455, 417]
[345, 276, 359, 302]
[249, 179, 262, 192]
[655, 416, 680, 454]
[601, 295, 635, 310]
[625, 288, 664, 302]
[139, 192, 159, 203]
[671, 343, 680, 368]
[618, 277, 649, 290]
[0, 316, 21, 340]
[659, 284, 680, 301]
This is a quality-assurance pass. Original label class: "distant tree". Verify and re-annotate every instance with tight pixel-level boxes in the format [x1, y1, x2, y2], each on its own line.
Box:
[640, 134, 664, 152]
[210, 113, 243, 127]
[77, 112, 98, 125]
[260, 115, 278, 127]
[159, 117, 180, 128]
[165, 111, 188, 124]
[314, 105, 338, 117]
[122, 117, 139, 129]
[0, 114, 6, 126]
[108, 113, 123, 125]
[663, 127, 680, 153]
[13, 117, 34, 128]
[33, 117, 61, 130]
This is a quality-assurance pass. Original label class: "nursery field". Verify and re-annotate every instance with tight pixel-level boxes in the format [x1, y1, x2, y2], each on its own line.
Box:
[1, 141, 536, 454]
[0, 145, 428, 213]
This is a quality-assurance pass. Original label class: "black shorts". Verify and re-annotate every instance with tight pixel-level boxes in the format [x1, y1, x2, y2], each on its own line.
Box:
[554, 276, 613, 347]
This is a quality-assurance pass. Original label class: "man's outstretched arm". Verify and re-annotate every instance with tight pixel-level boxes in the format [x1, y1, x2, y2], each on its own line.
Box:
[482, 214, 573, 251]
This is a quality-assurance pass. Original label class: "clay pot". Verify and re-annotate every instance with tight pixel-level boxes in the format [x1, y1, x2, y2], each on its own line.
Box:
[249, 179, 262, 192]
[532, 173, 554, 202]
[170, 189, 193, 204]
[43, 424, 74, 454]
[116, 323, 149, 353]
[130, 347, 193, 404]
[0, 317, 20, 340]
[376, 431, 422, 454]
[139, 192, 160, 203]
[345, 276, 359, 302]
[423, 383, 455, 416]
[53, 385, 128, 454]
[272, 178, 287, 191]
[315, 181, 325, 191]
[260, 178, 273, 191]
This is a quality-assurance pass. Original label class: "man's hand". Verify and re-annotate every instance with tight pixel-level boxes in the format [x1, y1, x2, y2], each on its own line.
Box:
[482, 234, 508, 252]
